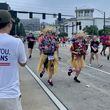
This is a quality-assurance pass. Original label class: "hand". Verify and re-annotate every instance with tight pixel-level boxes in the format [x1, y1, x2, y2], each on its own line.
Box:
[93, 48, 97, 51]
[72, 51, 78, 55]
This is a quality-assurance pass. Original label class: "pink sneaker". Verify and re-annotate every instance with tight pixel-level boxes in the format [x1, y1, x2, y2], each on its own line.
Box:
[48, 80, 53, 86]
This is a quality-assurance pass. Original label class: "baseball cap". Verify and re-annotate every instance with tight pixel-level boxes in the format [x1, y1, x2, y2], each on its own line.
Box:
[0, 10, 14, 24]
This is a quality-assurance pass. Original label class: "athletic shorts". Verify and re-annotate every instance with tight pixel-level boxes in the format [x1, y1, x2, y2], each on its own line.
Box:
[28, 43, 34, 49]
[91, 50, 98, 54]
[0, 97, 22, 110]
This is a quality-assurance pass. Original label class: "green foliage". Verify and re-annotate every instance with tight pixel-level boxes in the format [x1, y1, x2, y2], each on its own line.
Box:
[15, 18, 20, 24]
[98, 29, 104, 36]
[58, 32, 68, 38]
[98, 28, 110, 36]
[83, 25, 98, 35]
[18, 23, 26, 37]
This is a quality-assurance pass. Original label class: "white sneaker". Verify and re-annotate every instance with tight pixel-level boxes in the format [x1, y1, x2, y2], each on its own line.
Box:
[97, 64, 103, 68]
[88, 63, 91, 66]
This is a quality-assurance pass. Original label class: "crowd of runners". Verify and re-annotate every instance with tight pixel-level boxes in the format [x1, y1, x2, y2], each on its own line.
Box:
[26, 30, 110, 86]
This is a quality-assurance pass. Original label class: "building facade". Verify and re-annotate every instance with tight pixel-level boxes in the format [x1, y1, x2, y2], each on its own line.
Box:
[20, 18, 40, 31]
[62, 8, 110, 38]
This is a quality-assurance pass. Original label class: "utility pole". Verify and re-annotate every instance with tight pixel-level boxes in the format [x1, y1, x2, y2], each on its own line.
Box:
[72, 22, 74, 34]
[104, 12, 106, 36]
[75, 7, 78, 33]
[95, 9, 106, 36]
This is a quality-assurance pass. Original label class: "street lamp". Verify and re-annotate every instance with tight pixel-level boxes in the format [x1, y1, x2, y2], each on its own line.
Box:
[95, 9, 106, 36]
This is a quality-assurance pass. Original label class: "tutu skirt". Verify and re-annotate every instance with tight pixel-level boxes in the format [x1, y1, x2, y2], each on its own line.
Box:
[71, 55, 85, 70]
[37, 51, 58, 75]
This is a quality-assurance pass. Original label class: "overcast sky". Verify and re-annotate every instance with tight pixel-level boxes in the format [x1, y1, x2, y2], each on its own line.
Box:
[1, 0, 110, 23]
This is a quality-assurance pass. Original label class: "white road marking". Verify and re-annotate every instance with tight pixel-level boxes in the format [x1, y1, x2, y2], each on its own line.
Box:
[25, 65, 68, 110]
[35, 46, 110, 96]
[86, 65, 110, 75]
[59, 61, 110, 96]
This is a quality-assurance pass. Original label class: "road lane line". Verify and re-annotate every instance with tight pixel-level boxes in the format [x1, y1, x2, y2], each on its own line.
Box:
[25, 65, 69, 110]
[59, 61, 110, 96]
[86, 65, 110, 75]
[35, 47, 110, 96]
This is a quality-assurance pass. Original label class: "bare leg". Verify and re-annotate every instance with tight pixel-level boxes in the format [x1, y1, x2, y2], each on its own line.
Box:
[28, 48, 33, 58]
[107, 47, 110, 60]
[90, 53, 94, 65]
[74, 69, 81, 83]
[48, 61, 54, 86]
[95, 53, 99, 65]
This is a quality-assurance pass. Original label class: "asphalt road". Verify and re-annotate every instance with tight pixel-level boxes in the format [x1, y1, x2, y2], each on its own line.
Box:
[20, 43, 110, 110]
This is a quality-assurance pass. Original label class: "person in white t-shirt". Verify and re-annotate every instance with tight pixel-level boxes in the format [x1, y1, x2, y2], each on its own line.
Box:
[0, 10, 27, 110]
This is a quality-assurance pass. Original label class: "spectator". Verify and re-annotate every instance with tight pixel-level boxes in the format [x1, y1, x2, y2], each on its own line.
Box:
[27, 32, 36, 59]
[0, 10, 27, 110]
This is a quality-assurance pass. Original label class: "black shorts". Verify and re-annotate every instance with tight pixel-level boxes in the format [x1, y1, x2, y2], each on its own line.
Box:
[28, 43, 34, 49]
[86, 45, 88, 50]
[91, 51, 98, 54]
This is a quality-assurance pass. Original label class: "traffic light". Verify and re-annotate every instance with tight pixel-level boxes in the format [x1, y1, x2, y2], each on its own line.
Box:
[58, 13, 61, 21]
[79, 22, 81, 25]
[76, 22, 81, 26]
[29, 12, 33, 18]
[42, 13, 46, 19]
[79, 25, 82, 30]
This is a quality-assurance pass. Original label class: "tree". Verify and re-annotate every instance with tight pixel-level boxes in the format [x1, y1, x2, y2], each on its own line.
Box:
[83, 25, 98, 35]
[16, 22, 26, 37]
[18, 23, 26, 37]
[58, 32, 68, 38]
[98, 28, 110, 36]
[98, 29, 104, 36]
[10, 18, 19, 35]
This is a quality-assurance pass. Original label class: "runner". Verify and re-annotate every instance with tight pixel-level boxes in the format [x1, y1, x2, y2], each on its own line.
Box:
[106, 36, 110, 60]
[89, 36, 102, 67]
[82, 36, 90, 60]
[68, 35, 86, 83]
[27, 32, 36, 59]
[38, 32, 44, 55]
[37, 31, 59, 86]
[52, 33, 61, 60]
[100, 35, 107, 56]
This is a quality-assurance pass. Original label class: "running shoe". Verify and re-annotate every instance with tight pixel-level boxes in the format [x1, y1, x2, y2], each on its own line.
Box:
[74, 77, 80, 83]
[29, 55, 32, 59]
[97, 64, 103, 68]
[88, 63, 91, 66]
[68, 68, 73, 76]
[58, 57, 61, 60]
[40, 71, 44, 78]
[100, 52, 102, 55]
[107, 56, 109, 60]
[48, 80, 53, 86]
[104, 54, 106, 56]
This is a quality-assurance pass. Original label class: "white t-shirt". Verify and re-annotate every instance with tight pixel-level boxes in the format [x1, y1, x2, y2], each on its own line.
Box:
[0, 33, 27, 98]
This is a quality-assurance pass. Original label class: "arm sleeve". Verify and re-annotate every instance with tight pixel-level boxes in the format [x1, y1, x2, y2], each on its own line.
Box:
[17, 39, 27, 64]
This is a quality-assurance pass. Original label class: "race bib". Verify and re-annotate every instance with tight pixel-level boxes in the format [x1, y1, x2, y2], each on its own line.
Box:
[48, 55, 54, 60]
